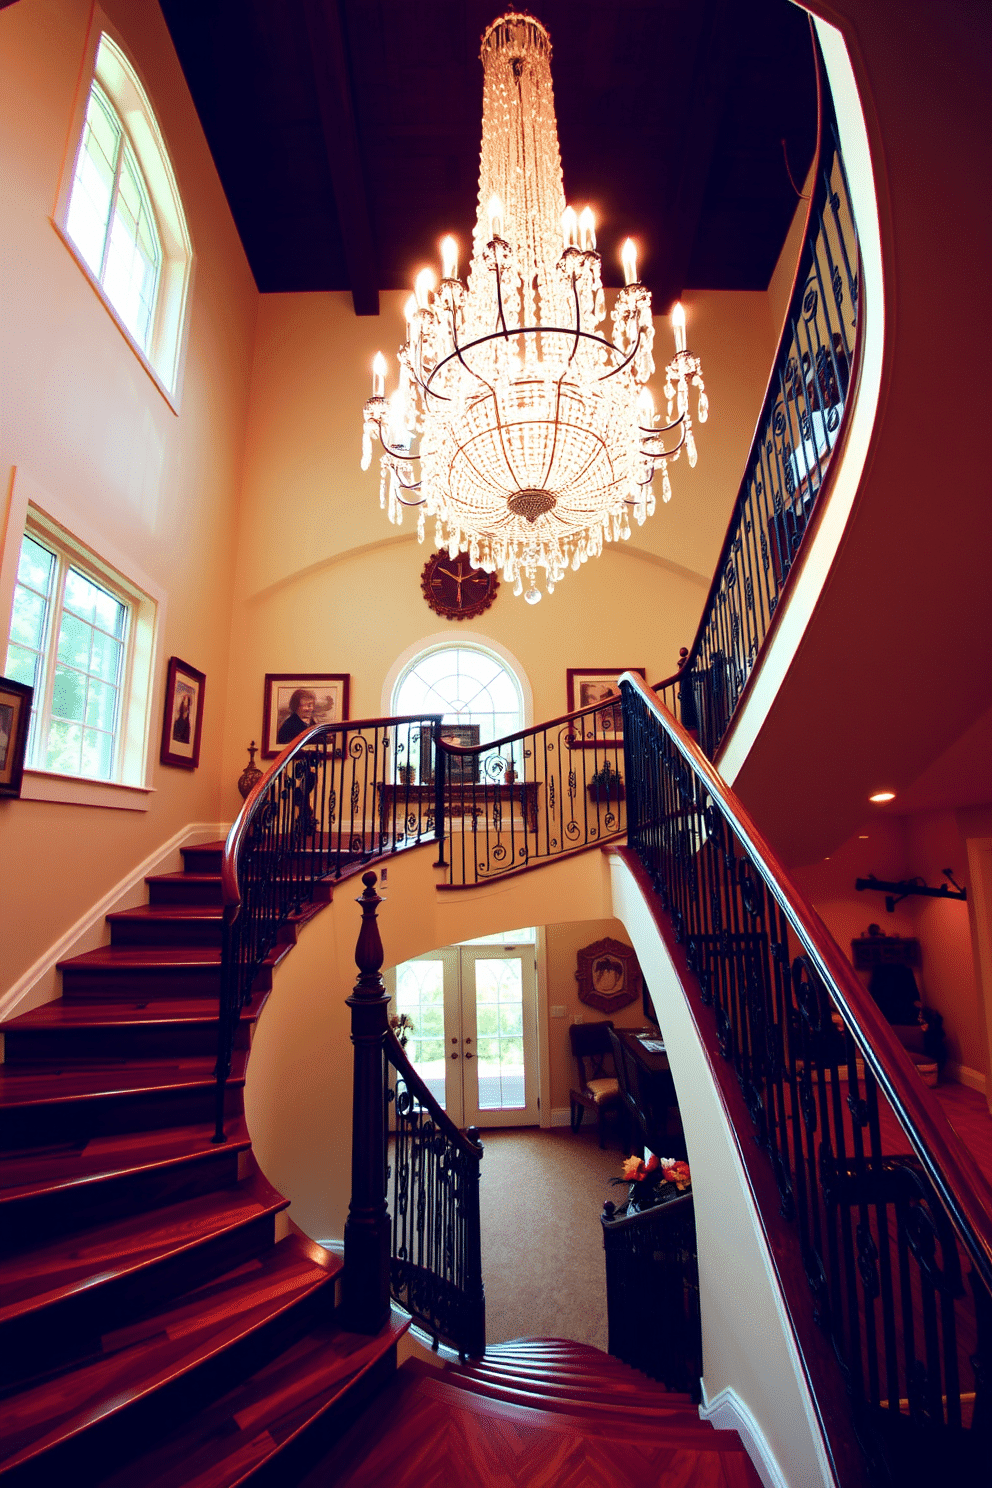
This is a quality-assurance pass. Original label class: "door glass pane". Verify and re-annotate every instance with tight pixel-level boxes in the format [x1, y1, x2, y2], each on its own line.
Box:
[475, 958, 525, 1110]
[393, 958, 446, 1107]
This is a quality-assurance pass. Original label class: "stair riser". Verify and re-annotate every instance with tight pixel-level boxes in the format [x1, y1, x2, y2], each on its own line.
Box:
[61, 968, 223, 1000]
[0, 1082, 242, 1153]
[3, 1020, 250, 1064]
[179, 848, 224, 875]
[109, 918, 224, 948]
[0, 1207, 284, 1390]
[0, 1278, 336, 1488]
[147, 879, 224, 907]
[0, 1147, 243, 1258]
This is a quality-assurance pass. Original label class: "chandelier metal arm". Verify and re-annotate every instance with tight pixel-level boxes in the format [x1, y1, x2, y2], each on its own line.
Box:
[640, 423, 688, 461]
[369, 414, 424, 462]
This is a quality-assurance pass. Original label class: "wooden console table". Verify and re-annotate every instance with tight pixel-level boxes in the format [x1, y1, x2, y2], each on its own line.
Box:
[378, 781, 541, 835]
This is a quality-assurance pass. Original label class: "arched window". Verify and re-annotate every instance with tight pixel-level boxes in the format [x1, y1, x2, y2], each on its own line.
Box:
[60, 35, 192, 397]
[392, 645, 524, 750]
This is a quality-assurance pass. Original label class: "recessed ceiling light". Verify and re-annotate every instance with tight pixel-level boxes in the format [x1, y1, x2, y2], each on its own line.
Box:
[858, 834, 869, 839]
[869, 791, 896, 803]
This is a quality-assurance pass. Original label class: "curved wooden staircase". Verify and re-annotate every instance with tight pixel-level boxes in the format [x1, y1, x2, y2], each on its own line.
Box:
[309, 1340, 761, 1486]
[1, 840, 758, 1486]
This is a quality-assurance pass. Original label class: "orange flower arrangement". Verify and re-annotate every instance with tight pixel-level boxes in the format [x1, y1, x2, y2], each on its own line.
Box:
[614, 1153, 691, 1205]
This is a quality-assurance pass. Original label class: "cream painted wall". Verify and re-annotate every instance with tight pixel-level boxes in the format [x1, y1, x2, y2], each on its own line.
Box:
[0, 0, 257, 994]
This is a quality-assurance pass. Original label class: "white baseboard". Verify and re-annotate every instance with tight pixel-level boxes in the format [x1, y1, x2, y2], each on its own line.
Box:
[947, 1062, 987, 1095]
[548, 1106, 573, 1128]
[0, 821, 230, 1028]
[699, 1382, 788, 1488]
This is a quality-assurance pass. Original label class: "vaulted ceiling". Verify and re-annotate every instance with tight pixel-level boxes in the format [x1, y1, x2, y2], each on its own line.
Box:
[159, 0, 817, 315]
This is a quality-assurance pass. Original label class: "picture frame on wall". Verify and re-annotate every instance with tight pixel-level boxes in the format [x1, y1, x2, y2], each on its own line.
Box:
[0, 676, 33, 799]
[262, 673, 350, 758]
[421, 723, 480, 784]
[160, 657, 206, 770]
[566, 668, 645, 746]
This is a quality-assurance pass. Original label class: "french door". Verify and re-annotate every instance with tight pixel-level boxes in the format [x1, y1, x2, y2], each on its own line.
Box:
[388, 939, 539, 1129]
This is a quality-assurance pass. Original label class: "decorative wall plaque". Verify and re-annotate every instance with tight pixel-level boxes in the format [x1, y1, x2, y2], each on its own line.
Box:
[575, 936, 642, 1013]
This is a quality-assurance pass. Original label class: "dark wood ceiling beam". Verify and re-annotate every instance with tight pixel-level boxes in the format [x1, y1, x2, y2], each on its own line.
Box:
[301, 0, 379, 315]
[654, 0, 740, 311]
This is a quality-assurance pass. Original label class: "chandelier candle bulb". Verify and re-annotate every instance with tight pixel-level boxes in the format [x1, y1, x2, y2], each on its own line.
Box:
[371, 351, 387, 398]
[672, 300, 687, 353]
[441, 235, 459, 280]
[488, 194, 504, 241]
[579, 206, 596, 251]
[358, 11, 707, 600]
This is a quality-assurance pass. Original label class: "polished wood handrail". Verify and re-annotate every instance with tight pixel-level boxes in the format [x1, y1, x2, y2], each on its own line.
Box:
[385, 1026, 483, 1161]
[620, 669, 992, 1290]
[221, 712, 443, 909]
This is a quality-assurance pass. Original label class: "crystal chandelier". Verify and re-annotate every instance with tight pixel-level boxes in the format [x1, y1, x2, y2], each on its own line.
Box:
[361, 12, 708, 603]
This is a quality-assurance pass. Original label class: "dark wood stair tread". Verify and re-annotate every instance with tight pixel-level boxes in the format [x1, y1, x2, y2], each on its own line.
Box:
[0, 1170, 287, 1318]
[0, 1235, 341, 1479]
[307, 1360, 762, 1488]
[0, 1119, 252, 1204]
[95, 1312, 407, 1488]
[3, 997, 258, 1031]
[0, 1052, 247, 1109]
[58, 946, 224, 971]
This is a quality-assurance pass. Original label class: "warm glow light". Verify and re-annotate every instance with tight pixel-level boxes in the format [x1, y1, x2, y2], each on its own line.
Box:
[372, 351, 387, 397]
[671, 300, 687, 353]
[637, 386, 654, 423]
[414, 268, 436, 308]
[440, 235, 459, 279]
[487, 194, 504, 240]
[404, 294, 417, 325]
[561, 205, 578, 250]
[621, 238, 638, 285]
[869, 791, 896, 803]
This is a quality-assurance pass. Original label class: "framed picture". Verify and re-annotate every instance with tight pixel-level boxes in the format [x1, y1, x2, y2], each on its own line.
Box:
[0, 676, 33, 799]
[575, 936, 642, 1014]
[421, 723, 480, 784]
[160, 657, 206, 770]
[567, 668, 645, 746]
[262, 673, 350, 758]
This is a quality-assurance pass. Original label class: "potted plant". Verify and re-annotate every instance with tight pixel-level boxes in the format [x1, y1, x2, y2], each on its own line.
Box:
[397, 763, 416, 786]
[588, 759, 624, 802]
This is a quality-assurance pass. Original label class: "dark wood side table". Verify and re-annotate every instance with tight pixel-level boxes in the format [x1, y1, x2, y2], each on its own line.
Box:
[611, 1028, 686, 1158]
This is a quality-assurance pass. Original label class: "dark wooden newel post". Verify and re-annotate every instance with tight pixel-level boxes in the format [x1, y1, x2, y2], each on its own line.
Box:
[342, 870, 391, 1333]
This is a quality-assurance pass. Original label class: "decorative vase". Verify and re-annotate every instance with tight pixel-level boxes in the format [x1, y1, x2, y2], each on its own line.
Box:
[237, 740, 263, 800]
[504, 764, 517, 784]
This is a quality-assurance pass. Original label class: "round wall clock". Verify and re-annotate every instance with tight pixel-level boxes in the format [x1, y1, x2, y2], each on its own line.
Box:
[420, 553, 499, 621]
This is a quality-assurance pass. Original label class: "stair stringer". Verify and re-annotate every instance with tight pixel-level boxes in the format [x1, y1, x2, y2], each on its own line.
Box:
[243, 842, 614, 1246]
[608, 850, 836, 1488]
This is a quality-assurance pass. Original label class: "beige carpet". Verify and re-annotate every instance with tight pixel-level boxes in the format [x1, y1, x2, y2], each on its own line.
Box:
[477, 1125, 626, 1350]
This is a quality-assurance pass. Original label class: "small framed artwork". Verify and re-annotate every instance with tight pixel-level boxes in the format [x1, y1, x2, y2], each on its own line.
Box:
[160, 657, 206, 770]
[421, 723, 480, 784]
[567, 668, 645, 746]
[575, 936, 642, 1014]
[0, 676, 33, 799]
[262, 673, 350, 758]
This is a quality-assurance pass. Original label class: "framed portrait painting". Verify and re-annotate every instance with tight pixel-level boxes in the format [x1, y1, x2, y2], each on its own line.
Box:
[160, 657, 206, 770]
[262, 673, 350, 758]
[567, 668, 645, 746]
[0, 676, 33, 799]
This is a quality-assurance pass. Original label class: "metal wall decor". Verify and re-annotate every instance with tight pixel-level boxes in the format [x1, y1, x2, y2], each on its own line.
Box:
[420, 552, 499, 620]
[575, 936, 642, 1014]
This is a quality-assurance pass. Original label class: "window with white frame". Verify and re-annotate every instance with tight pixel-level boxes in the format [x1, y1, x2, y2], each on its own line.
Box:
[66, 80, 162, 353]
[4, 519, 155, 785]
[60, 34, 192, 397]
